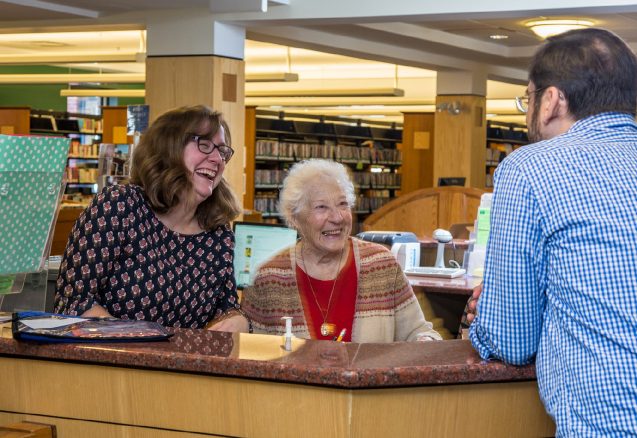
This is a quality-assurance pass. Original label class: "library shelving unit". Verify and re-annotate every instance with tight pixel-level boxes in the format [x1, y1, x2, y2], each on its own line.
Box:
[245, 108, 403, 231]
[485, 120, 528, 188]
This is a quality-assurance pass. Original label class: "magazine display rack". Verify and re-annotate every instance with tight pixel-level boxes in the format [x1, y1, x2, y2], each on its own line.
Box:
[0, 134, 69, 310]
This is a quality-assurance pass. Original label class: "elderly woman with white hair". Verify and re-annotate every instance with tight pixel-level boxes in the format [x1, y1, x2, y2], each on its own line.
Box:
[241, 159, 441, 342]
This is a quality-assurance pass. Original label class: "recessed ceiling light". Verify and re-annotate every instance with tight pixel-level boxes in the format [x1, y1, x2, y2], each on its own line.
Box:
[526, 19, 594, 39]
[489, 34, 509, 40]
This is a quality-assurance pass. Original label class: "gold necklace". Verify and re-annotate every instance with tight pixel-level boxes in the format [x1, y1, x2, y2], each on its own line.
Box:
[300, 241, 345, 337]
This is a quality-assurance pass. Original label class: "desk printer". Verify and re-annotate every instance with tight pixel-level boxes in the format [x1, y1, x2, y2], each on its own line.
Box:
[356, 231, 419, 245]
[356, 231, 420, 269]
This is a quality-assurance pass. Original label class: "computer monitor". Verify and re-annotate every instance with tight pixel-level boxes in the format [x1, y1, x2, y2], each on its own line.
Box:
[438, 177, 466, 187]
[233, 221, 298, 289]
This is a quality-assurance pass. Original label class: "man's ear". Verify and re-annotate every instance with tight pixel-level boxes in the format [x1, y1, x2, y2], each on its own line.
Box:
[539, 86, 568, 126]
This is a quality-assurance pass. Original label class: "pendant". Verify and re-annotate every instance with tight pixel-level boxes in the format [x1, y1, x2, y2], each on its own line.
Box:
[320, 322, 336, 337]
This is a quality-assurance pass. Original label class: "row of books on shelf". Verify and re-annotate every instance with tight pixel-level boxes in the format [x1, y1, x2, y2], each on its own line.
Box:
[77, 118, 103, 133]
[256, 140, 402, 164]
[353, 172, 400, 188]
[253, 195, 393, 215]
[30, 115, 102, 134]
[254, 169, 401, 189]
[62, 191, 95, 205]
[69, 141, 100, 158]
[66, 166, 99, 184]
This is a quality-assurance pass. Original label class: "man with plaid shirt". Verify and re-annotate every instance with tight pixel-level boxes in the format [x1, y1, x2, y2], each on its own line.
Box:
[469, 28, 637, 437]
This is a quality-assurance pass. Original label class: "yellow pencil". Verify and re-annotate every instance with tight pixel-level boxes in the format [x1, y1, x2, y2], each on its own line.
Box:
[336, 328, 346, 342]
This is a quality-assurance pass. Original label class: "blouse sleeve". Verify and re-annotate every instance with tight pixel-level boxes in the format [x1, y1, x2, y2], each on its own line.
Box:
[210, 225, 240, 319]
[53, 186, 127, 315]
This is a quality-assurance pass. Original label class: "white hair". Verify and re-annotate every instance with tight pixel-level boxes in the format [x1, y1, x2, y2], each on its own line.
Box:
[279, 159, 356, 228]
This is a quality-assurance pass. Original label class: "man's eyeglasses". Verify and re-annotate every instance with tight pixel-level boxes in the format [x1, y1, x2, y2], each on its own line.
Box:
[190, 135, 234, 162]
[514, 87, 547, 114]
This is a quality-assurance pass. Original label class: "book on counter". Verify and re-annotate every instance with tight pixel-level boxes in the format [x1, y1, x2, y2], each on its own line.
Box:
[12, 311, 172, 343]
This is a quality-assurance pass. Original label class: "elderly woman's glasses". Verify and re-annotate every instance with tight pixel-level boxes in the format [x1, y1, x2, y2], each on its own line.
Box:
[514, 87, 547, 114]
[190, 135, 234, 162]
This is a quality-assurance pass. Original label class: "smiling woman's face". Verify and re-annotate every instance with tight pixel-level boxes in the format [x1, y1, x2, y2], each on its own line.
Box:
[182, 123, 226, 206]
[294, 178, 352, 257]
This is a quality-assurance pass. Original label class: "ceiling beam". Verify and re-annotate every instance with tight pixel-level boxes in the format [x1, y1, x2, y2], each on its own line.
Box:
[0, 0, 100, 18]
[357, 23, 516, 58]
[216, 0, 637, 25]
[209, 0, 267, 14]
[247, 25, 527, 83]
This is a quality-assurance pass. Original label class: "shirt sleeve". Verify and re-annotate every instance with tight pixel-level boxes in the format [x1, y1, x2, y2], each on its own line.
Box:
[211, 226, 240, 317]
[469, 160, 548, 365]
[53, 186, 125, 315]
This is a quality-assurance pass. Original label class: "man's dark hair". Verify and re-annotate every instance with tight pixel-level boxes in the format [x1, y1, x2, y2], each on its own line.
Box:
[529, 27, 637, 119]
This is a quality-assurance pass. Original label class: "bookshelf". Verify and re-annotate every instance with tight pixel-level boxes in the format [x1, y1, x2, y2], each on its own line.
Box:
[245, 108, 403, 230]
[485, 121, 528, 188]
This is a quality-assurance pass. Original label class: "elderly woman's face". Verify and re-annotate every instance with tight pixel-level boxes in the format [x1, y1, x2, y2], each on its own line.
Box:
[295, 178, 352, 256]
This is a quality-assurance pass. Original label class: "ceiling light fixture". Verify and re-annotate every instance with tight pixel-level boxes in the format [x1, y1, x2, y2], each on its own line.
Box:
[246, 88, 405, 98]
[489, 34, 509, 40]
[0, 73, 144, 84]
[526, 19, 594, 39]
[0, 53, 142, 64]
[60, 89, 145, 98]
[245, 73, 299, 82]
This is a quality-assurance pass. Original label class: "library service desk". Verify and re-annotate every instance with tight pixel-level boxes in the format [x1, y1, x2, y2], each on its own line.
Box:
[0, 321, 554, 437]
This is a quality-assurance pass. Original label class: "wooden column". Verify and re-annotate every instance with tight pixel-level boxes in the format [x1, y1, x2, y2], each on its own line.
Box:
[101, 106, 133, 144]
[433, 94, 486, 188]
[145, 55, 246, 206]
[244, 106, 256, 210]
[400, 112, 435, 193]
[0, 107, 30, 135]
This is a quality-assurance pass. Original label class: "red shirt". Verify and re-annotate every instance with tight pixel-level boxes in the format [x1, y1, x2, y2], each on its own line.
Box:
[296, 241, 357, 341]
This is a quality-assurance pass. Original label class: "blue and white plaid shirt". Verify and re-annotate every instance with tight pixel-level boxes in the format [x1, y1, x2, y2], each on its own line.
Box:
[470, 112, 637, 437]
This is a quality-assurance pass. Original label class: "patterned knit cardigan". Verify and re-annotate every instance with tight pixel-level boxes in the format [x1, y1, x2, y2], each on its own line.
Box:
[241, 237, 441, 342]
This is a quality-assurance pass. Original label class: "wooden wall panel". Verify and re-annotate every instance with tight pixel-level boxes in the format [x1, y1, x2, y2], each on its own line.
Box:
[101, 106, 132, 144]
[0, 357, 350, 438]
[400, 112, 435, 193]
[0, 107, 30, 135]
[362, 186, 485, 239]
[433, 95, 486, 188]
[244, 106, 256, 209]
[351, 381, 555, 437]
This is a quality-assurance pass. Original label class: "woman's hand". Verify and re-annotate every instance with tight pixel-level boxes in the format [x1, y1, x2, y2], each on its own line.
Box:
[81, 303, 113, 318]
[207, 314, 250, 333]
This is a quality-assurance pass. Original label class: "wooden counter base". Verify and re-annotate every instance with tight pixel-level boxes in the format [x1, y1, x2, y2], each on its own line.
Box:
[0, 356, 554, 438]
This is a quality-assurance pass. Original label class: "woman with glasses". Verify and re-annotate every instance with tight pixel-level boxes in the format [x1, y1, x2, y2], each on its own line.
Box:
[54, 105, 250, 332]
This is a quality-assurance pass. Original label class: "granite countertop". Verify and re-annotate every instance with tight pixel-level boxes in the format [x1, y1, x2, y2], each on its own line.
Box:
[0, 323, 534, 388]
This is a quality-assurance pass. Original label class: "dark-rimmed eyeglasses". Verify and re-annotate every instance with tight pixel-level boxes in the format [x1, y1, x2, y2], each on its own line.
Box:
[514, 87, 547, 114]
[190, 135, 234, 162]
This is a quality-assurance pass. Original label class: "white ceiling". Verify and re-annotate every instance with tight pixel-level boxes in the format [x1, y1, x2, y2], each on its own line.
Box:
[2, 0, 637, 124]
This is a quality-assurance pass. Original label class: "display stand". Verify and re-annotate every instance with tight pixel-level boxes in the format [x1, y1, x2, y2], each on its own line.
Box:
[0, 134, 68, 312]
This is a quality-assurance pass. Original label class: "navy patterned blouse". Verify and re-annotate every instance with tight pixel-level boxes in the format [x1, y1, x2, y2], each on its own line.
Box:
[54, 184, 239, 328]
